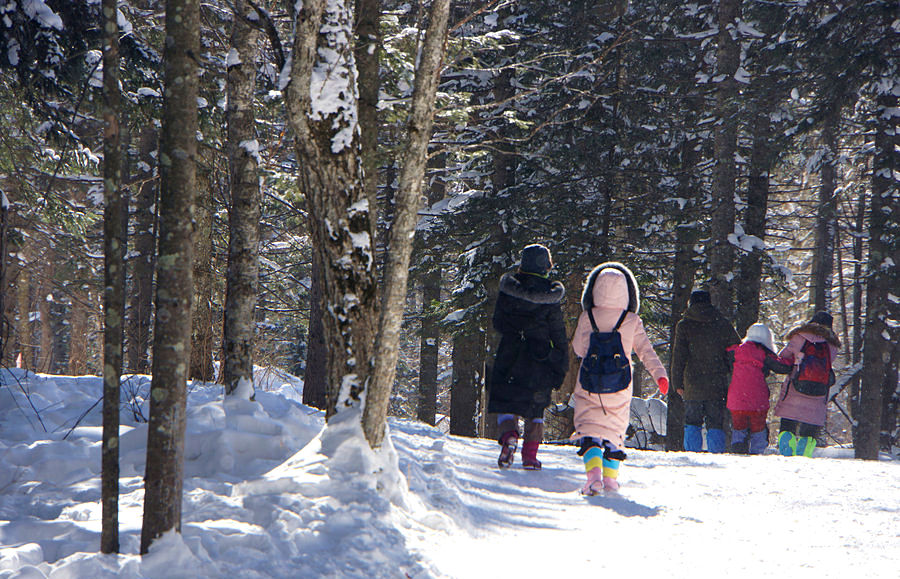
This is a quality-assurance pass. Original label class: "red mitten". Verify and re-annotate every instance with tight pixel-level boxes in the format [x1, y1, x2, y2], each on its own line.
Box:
[657, 376, 669, 395]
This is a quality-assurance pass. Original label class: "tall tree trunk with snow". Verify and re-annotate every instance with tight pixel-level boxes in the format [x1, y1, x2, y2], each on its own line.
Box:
[284, 0, 377, 417]
[810, 108, 839, 317]
[223, 0, 261, 399]
[363, 0, 451, 448]
[735, 105, 773, 335]
[127, 126, 158, 375]
[708, 0, 741, 316]
[856, 82, 899, 460]
[140, 0, 199, 554]
[101, 0, 125, 554]
[190, 167, 215, 383]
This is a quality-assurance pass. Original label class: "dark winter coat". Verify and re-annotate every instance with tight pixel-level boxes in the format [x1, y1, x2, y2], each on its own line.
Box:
[726, 341, 793, 413]
[670, 302, 740, 401]
[774, 322, 840, 426]
[488, 271, 568, 418]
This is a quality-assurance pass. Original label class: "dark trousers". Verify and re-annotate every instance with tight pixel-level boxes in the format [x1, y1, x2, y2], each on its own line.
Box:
[779, 418, 818, 438]
[684, 400, 726, 430]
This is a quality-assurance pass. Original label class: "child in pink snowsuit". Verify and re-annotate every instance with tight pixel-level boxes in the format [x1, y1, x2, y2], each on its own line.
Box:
[570, 262, 668, 495]
[726, 323, 792, 454]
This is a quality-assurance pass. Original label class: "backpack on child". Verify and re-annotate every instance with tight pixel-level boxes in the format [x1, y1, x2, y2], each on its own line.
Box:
[579, 309, 631, 394]
[792, 339, 832, 396]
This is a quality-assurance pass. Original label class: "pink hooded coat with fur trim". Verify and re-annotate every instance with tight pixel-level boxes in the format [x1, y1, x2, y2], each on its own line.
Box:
[571, 264, 667, 449]
[773, 323, 840, 426]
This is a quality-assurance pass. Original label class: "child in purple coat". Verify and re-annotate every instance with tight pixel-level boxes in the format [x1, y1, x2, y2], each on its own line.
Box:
[726, 324, 792, 454]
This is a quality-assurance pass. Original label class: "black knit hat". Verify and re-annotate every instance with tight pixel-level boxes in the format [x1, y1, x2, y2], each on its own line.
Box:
[519, 244, 552, 275]
[689, 289, 711, 305]
[810, 311, 833, 328]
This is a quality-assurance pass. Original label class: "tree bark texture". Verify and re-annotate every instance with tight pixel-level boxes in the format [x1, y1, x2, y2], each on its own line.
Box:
[140, 0, 199, 554]
[709, 0, 741, 316]
[190, 167, 215, 383]
[302, 258, 328, 409]
[101, 0, 125, 553]
[735, 106, 772, 335]
[127, 125, 158, 375]
[450, 326, 485, 437]
[284, 0, 377, 417]
[364, 0, 450, 448]
[223, 0, 261, 398]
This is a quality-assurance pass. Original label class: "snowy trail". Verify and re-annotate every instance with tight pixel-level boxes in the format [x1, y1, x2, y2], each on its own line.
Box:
[1, 370, 897, 579]
[394, 425, 900, 578]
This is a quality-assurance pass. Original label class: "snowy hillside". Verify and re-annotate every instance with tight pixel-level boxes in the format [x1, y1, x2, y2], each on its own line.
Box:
[0, 368, 897, 578]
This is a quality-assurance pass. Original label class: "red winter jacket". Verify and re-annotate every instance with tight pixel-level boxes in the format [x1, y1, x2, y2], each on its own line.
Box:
[726, 341, 793, 412]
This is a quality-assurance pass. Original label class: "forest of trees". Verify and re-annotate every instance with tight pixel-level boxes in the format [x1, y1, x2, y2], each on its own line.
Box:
[0, 0, 897, 551]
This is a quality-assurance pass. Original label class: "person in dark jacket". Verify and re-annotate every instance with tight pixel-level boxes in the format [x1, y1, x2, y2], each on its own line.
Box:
[488, 244, 568, 469]
[670, 289, 740, 453]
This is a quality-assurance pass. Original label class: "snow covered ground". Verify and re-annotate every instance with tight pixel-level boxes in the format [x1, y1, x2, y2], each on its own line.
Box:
[1, 367, 897, 578]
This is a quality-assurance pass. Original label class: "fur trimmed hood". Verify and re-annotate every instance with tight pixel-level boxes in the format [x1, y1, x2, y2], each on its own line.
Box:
[498, 272, 565, 305]
[785, 322, 841, 348]
[580, 261, 640, 313]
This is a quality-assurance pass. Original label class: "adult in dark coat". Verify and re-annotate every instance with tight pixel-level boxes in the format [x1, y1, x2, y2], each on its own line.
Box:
[488, 244, 568, 469]
[670, 289, 741, 452]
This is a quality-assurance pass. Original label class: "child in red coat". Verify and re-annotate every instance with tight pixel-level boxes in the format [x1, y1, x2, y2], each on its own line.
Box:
[726, 323, 792, 454]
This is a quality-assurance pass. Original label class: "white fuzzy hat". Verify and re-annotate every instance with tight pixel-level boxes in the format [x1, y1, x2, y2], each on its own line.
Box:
[744, 323, 775, 352]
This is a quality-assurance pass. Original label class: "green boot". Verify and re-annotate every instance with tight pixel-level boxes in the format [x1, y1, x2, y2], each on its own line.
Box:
[796, 436, 817, 457]
[777, 431, 797, 456]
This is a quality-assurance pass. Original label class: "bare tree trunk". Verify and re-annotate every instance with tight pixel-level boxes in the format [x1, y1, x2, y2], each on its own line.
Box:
[67, 287, 89, 375]
[416, 153, 447, 426]
[810, 108, 838, 316]
[709, 0, 741, 316]
[850, 184, 866, 430]
[222, 0, 261, 398]
[856, 86, 898, 460]
[735, 107, 772, 335]
[190, 167, 215, 383]
[450, 327, 485, 437]
[364, 0, 450, 448]
[284, 0, 377, 417]
[127, 126, 158, 375]
[101, 0, 125, 552]
[140, 0, 199, 554]
[302, 259, 328, 409]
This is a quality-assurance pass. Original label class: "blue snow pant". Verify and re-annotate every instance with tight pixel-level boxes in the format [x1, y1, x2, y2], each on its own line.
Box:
[684, 400, 726, 453]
